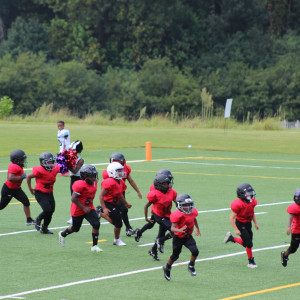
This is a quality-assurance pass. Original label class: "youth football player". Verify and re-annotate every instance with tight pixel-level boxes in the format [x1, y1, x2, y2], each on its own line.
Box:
[27, 152, 60, 234]
[0, 149, 35, 225]
[163, 193, 200, 281]
[59, 165, 103, 252]
[100, 162, 132, 246]
[224, 183, 259, 268]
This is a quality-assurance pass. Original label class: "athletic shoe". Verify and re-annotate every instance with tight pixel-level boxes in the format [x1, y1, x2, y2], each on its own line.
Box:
[135, 229, 142, 242]
[66, 218, 72, 224]
[126, 228, 135, 236]
[113, 239, 126, 246]
[26, 218, 36, 226]
[35, 218, 41, 231]
[281, 251, 288, 267]
[91, 245, 103, 252]
[95, 206, 102, 219]
[156, 238, 164, 253]
[247, 257, 258, 268]
[58, 231, 65, 247]
[163, 265, 171, 281]
[148, 249, 160, 261]
[188, 264, 197, 276]
[224, 232, 234, 243]
[40, 228, 53, 234]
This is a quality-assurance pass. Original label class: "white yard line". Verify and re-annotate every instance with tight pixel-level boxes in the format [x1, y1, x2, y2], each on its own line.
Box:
[0, 244, 289, 299]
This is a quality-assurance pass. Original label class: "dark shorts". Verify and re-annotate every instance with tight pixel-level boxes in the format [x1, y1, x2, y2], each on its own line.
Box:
[0, 184, 30, 209]
[105, 201, 123, 228]
[170, 235, 199, 261]
[71, 209, 100, 232]
[289, 233, 300, 253]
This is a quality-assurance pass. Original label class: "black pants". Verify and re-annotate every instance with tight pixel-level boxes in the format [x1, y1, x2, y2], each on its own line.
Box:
[288, 233, 300, 254]
[71, 209, 100, 232]
[170, 235, 199, 262]
[105, 201, 123, 228]
[35, 190, 55, 228]
[236, 219, 253, 248]
[0, 184, 30, 209]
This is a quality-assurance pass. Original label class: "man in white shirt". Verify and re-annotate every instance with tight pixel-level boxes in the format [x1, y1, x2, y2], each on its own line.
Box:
[57, 121, 70, 176]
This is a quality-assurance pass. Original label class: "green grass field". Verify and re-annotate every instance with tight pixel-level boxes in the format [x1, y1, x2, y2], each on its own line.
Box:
[1, 123, 300, 299]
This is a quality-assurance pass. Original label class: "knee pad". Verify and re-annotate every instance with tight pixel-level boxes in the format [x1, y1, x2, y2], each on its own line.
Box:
[92, 221, 100, 230]
[71, 226, 80, 233]
[243, 239, 253, 249]
[192, 249, 199, 257]
[170, 254, 179, 262]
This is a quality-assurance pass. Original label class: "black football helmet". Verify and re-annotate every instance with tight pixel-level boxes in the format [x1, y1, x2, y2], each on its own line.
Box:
[70, 140, 83, 153]
[40, 152, 56, 171]
[80, 164, 98, 184]
[10, 149, 27, 167]
[156, 169, 174, 186]
[237, 183, 256, 202]
[153, 174, 170, 194]
[109, 152, 126, 165]
[294, 189, 300, 205]
[176, 193, 194, 215]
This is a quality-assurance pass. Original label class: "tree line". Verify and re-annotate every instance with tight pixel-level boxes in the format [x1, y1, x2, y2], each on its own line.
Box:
[0, 0, 300, 121]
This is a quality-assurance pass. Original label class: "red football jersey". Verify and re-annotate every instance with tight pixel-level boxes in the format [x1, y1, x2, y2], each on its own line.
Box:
[32, 165, 60, 193]
[231, 198, 257, 223]
[287, 203, 300, 234]
[147, 188, 177, 218]
[170, 208, 198, 238]
[101, 177, 126, 205]
[5, 163, 24, 189]
[71, 180, 97, 217]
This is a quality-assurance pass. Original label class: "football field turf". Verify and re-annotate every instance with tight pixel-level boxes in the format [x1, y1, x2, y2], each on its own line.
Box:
[1, 147, 300, 299]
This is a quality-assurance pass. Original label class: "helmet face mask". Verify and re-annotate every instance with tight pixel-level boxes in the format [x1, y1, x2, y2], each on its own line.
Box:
[294, 189, 300, 205]
[237, 183, 256, 203]
[10, 149, 27, 167]
[107, 162, 124, 180]
[80, 165, 98, 185]
[156, 169, 174, 187]
[176, 193, 194, 215]
[39, 152, 56, 171]
[109, 152, 126, 166]
[70, 140, 83, 153]
[154, 174, 170, 194]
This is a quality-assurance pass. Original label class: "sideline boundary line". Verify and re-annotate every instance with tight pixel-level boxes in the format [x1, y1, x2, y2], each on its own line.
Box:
[0, 244, 289, 299]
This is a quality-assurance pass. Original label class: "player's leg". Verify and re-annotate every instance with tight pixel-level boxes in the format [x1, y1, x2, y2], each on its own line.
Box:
[185, 236, 199, 276]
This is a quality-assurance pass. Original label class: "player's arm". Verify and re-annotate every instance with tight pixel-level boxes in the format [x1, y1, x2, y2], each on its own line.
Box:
[229, 212, 241, 236]
[144, 201, 154, 223]
[119, 194, 132, 208]
[99, 187, 111, 217]
[69, 158, 84, 173]
[252, 214, 259, 230]
[71, 192, 90, 214]
[171, 222, 187, 233]
[7, 172, 25, 182]
[26, 173, 35, 195]
[127, 174, 142, 199]
[286, 214, 294, 235]
[194, 218, 201, 236]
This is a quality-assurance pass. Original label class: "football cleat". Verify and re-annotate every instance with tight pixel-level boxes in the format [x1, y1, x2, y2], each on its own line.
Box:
[91, 245, 103, 252]
[34, 218, 41, 231]
[156, 238, 164, 253]
[40, 228, 53, 234]
[135, 229, 142, 242]
[66, 218, 73, 224]
[95, 206, 102, 219]
[281, 251, 288, 267]
[163, 265, 171, 281]
[58, 231, 65, 247]
[188, 264, 197, 276]
[113, 239, 126, 246]
[247, 257, 258, 268]
[148, 249, 160, 261]
[26, 218, 36, 226]
[224, 232, 234, 243]
[126, 228, 135, 236]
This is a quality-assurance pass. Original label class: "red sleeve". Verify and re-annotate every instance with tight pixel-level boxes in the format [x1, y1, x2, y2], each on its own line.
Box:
[32, 166, 41, 177]
[102, 169, 109, 179]
[101, 178, 113, 190]
[72, 180, 83, 194]
[172, 189, 177, 199]
[231, 199, 241, 214]
[147, 190, 157, 203]
[170, 210, 180, 223]
[288, 203, 300, 215]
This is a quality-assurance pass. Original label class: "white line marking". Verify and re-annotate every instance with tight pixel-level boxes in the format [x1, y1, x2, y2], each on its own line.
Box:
[0, 202, 291, 237]
[0, 244, 289, 299]
[152, 160, 300, 170]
